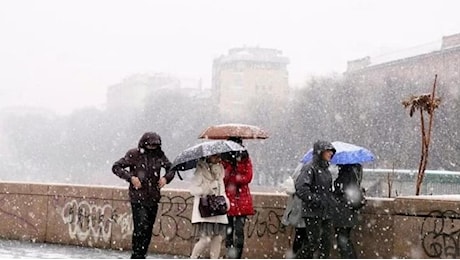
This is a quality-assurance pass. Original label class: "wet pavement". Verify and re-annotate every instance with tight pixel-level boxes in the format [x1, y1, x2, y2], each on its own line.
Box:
[0, 239, 183, 259]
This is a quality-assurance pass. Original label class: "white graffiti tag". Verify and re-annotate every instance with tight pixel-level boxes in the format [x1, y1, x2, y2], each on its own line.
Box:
[115, 212, 133, 239]
[60, 199, 114, 242]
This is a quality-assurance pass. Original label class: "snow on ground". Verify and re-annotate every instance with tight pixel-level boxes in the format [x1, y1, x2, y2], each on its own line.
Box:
[0, 239, 183, 259]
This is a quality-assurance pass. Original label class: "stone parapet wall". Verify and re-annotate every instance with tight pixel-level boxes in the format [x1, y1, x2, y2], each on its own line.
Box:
[0, 181, 459, 258]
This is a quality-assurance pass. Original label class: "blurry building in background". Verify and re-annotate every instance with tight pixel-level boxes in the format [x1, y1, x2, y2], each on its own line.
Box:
[345, 32, 460, 98]
[106, 73, 208, 110]
[212, 47, 290, 122]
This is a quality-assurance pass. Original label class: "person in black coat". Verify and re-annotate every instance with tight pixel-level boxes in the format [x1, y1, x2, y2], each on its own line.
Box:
[295, 140, 336, 259]
[112, 132, 175, 259]
[333, 164, 366, 258]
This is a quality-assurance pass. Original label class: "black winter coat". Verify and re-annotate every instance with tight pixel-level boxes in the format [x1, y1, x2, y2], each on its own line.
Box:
[112, 132, 174, 205]
[333, 164, 366, 227]
[295, 140, 337, 220]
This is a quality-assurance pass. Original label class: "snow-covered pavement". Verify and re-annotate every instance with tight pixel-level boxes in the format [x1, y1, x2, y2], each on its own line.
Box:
[0, 239, 182, 259]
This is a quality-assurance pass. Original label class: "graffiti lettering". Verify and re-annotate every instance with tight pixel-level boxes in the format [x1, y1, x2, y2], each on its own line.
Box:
[60, 199, 114, 242]
[57, 195, 196, 243]
[421, 210, 460, 258]
[112, 209, 133, 240]
[56, 194, 287, 244]
[154, 195, 194, 240]
[247, 209, 286, 238]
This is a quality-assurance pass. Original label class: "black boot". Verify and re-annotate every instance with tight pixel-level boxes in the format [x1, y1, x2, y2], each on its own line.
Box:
[236, 247, 243, 259]
[130, 253, 146, 259]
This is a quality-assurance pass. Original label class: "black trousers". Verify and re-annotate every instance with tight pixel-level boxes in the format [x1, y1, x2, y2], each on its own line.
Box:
[296, 218, 333, 259]
[130, 202, 158, 259]
[335, 227, 357, 259]
[292, 227, 307, 256]
[226, 216, 247, 259]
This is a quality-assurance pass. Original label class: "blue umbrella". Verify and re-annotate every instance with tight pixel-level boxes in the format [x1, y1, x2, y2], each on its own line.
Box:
[301, 141, 374, 165]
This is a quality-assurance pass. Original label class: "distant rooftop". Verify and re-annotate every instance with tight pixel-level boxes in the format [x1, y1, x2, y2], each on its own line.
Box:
[346, 32, 460, 72]
[111, 73, 203, 90]
[215, 46, 290, 64]
[370, 40, 442, 66]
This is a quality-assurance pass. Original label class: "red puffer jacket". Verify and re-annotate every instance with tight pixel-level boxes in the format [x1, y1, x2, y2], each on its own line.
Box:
[222, 156, 255, 216]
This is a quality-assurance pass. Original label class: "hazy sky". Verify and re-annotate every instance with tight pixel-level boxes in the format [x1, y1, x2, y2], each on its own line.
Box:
[1, 0, 459, 114]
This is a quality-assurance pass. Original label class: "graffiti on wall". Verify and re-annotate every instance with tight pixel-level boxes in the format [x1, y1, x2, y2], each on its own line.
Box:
[60, 199, 117, 242]
[247, 209, 286, 238]
[421, 210, 460, 258]
[57, 194, 287, 244]
[113, 210, 133, 240]
[153, 195, 194, 240]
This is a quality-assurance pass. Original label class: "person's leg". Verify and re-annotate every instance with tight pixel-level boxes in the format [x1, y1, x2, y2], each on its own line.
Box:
[226, 216, 235, 248]
[292, 227, 306, 256]
[130, 203, 145, 259]
[226, 216, 236, 258]
[318, 219, 333, 259]
[209, 235, 223, 259]
[139, 203, 158, 257]
[347, 227, 357, 259]
[233, 216, 246, 258]
[130, 203, 158, 259]
[191, 236, 211, 259]
[336, 227, 357, 258]
[296, 218, 320, 259]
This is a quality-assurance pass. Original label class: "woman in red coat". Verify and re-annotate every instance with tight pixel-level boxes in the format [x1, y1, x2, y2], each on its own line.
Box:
[222, 137, 255, 259]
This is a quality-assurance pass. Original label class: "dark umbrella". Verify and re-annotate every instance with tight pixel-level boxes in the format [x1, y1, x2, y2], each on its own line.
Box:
[171, 140, 246, 172]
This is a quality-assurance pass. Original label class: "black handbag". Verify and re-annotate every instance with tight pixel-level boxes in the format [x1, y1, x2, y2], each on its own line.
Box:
[199, 194, 227, 218]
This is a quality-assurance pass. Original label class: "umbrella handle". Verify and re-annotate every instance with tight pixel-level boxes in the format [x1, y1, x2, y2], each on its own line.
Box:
[176, 171, 183, 181]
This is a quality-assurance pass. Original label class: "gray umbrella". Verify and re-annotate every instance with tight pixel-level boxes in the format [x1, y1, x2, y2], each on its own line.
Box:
[171, 140, 246, 172]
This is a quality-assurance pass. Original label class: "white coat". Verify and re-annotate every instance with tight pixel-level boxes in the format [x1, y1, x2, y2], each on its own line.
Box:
[190, 159, 229, 224]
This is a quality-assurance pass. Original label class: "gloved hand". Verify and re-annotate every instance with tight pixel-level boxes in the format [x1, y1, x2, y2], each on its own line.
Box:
[309, 194, 322, 208]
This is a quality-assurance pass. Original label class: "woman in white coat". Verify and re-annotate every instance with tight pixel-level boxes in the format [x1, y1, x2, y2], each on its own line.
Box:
[190, 154, 230, 259]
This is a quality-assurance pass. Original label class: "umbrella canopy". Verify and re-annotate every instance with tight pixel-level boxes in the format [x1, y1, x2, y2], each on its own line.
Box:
[301, 141, 375, 165]
[198, 123, 269, 139]
[171, 140, 246, 171]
